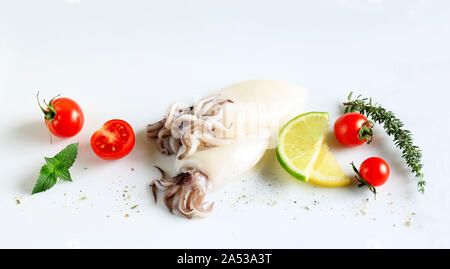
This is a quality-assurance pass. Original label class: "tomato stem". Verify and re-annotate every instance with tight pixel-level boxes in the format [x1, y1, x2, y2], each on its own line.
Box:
[351, 162, 377, 199]
[36, 92, 60, 122]
[357, 120, 374, 144]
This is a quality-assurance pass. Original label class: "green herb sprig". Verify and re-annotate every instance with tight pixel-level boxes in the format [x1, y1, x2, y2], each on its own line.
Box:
[343, 92, 425, 193]
[32, 143, 79, 194]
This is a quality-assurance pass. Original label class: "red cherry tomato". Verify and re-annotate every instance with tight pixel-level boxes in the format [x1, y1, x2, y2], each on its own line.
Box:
[334, 112, 372, 146]
[38, 94, 84, 138]
[91, 119, 135, 160]
[359, 157, 390, 187]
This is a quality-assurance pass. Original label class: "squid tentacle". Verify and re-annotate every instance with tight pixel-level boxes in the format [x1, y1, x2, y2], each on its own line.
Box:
[169, 136, 182, 154]
[147, 120, 164, 138]
[150, 167, 213, 218]
[156, 128, 171, 155]
[147, 95, 234, 159]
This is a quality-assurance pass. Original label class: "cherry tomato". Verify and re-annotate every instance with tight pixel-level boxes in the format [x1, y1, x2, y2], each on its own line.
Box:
[38, 94, 84, 138]
[359, 157, 390, 187]
[334, 112, 372, 146]
[91, 119, 135, 160]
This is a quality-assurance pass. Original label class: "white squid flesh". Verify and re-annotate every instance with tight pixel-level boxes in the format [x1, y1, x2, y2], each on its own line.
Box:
[147, 79, 307, 218]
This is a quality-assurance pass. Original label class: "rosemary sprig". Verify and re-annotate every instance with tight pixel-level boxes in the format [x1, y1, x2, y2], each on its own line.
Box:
[343, 92, 425, 193]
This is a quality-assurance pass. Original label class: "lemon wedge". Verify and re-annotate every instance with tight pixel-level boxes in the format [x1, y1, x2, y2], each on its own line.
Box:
[309, 142, 350, 187]
[276, 112, 350, 187]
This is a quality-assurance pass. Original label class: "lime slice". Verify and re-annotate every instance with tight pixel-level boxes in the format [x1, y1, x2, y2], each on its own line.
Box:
[276, 112, 329, 181]
[309, 143, 350, 187]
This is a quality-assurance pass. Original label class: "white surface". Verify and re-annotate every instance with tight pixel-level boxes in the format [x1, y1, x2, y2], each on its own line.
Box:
[1, 0, 449, 249]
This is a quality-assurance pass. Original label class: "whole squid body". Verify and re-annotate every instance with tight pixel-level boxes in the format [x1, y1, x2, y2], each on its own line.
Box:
[147, 79, 308, 218]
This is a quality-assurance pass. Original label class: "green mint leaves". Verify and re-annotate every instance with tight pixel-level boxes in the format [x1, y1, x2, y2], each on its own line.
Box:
[32, 143, 79, 195]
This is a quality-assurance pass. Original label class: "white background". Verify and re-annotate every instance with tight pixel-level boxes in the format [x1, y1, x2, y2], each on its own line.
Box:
[1, 0, 449, 248]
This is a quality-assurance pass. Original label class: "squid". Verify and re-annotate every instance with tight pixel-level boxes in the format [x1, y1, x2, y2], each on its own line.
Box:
[147, 79, 307, 218]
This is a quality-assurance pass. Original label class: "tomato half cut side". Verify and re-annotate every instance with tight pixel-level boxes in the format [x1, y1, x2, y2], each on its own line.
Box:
[91, 119, 135, 160]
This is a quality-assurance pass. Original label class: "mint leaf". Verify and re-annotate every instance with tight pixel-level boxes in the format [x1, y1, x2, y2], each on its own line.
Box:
[32, 165, 58, 194]
[56, 167, 72, 182]
[31, 143, 79, 194]
[54, 143, 79, 168]
[44, 157, 61, 169]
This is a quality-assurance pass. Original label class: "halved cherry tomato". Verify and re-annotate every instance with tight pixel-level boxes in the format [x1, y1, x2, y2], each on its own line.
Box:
[91, 119, 135, 160]
[37, 94, 84, 138]
[334, 112, 373, 147]
[359, 157, 390, 187]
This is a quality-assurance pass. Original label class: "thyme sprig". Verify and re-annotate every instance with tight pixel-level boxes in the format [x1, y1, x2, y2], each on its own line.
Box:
[343, 92, 425, 193]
